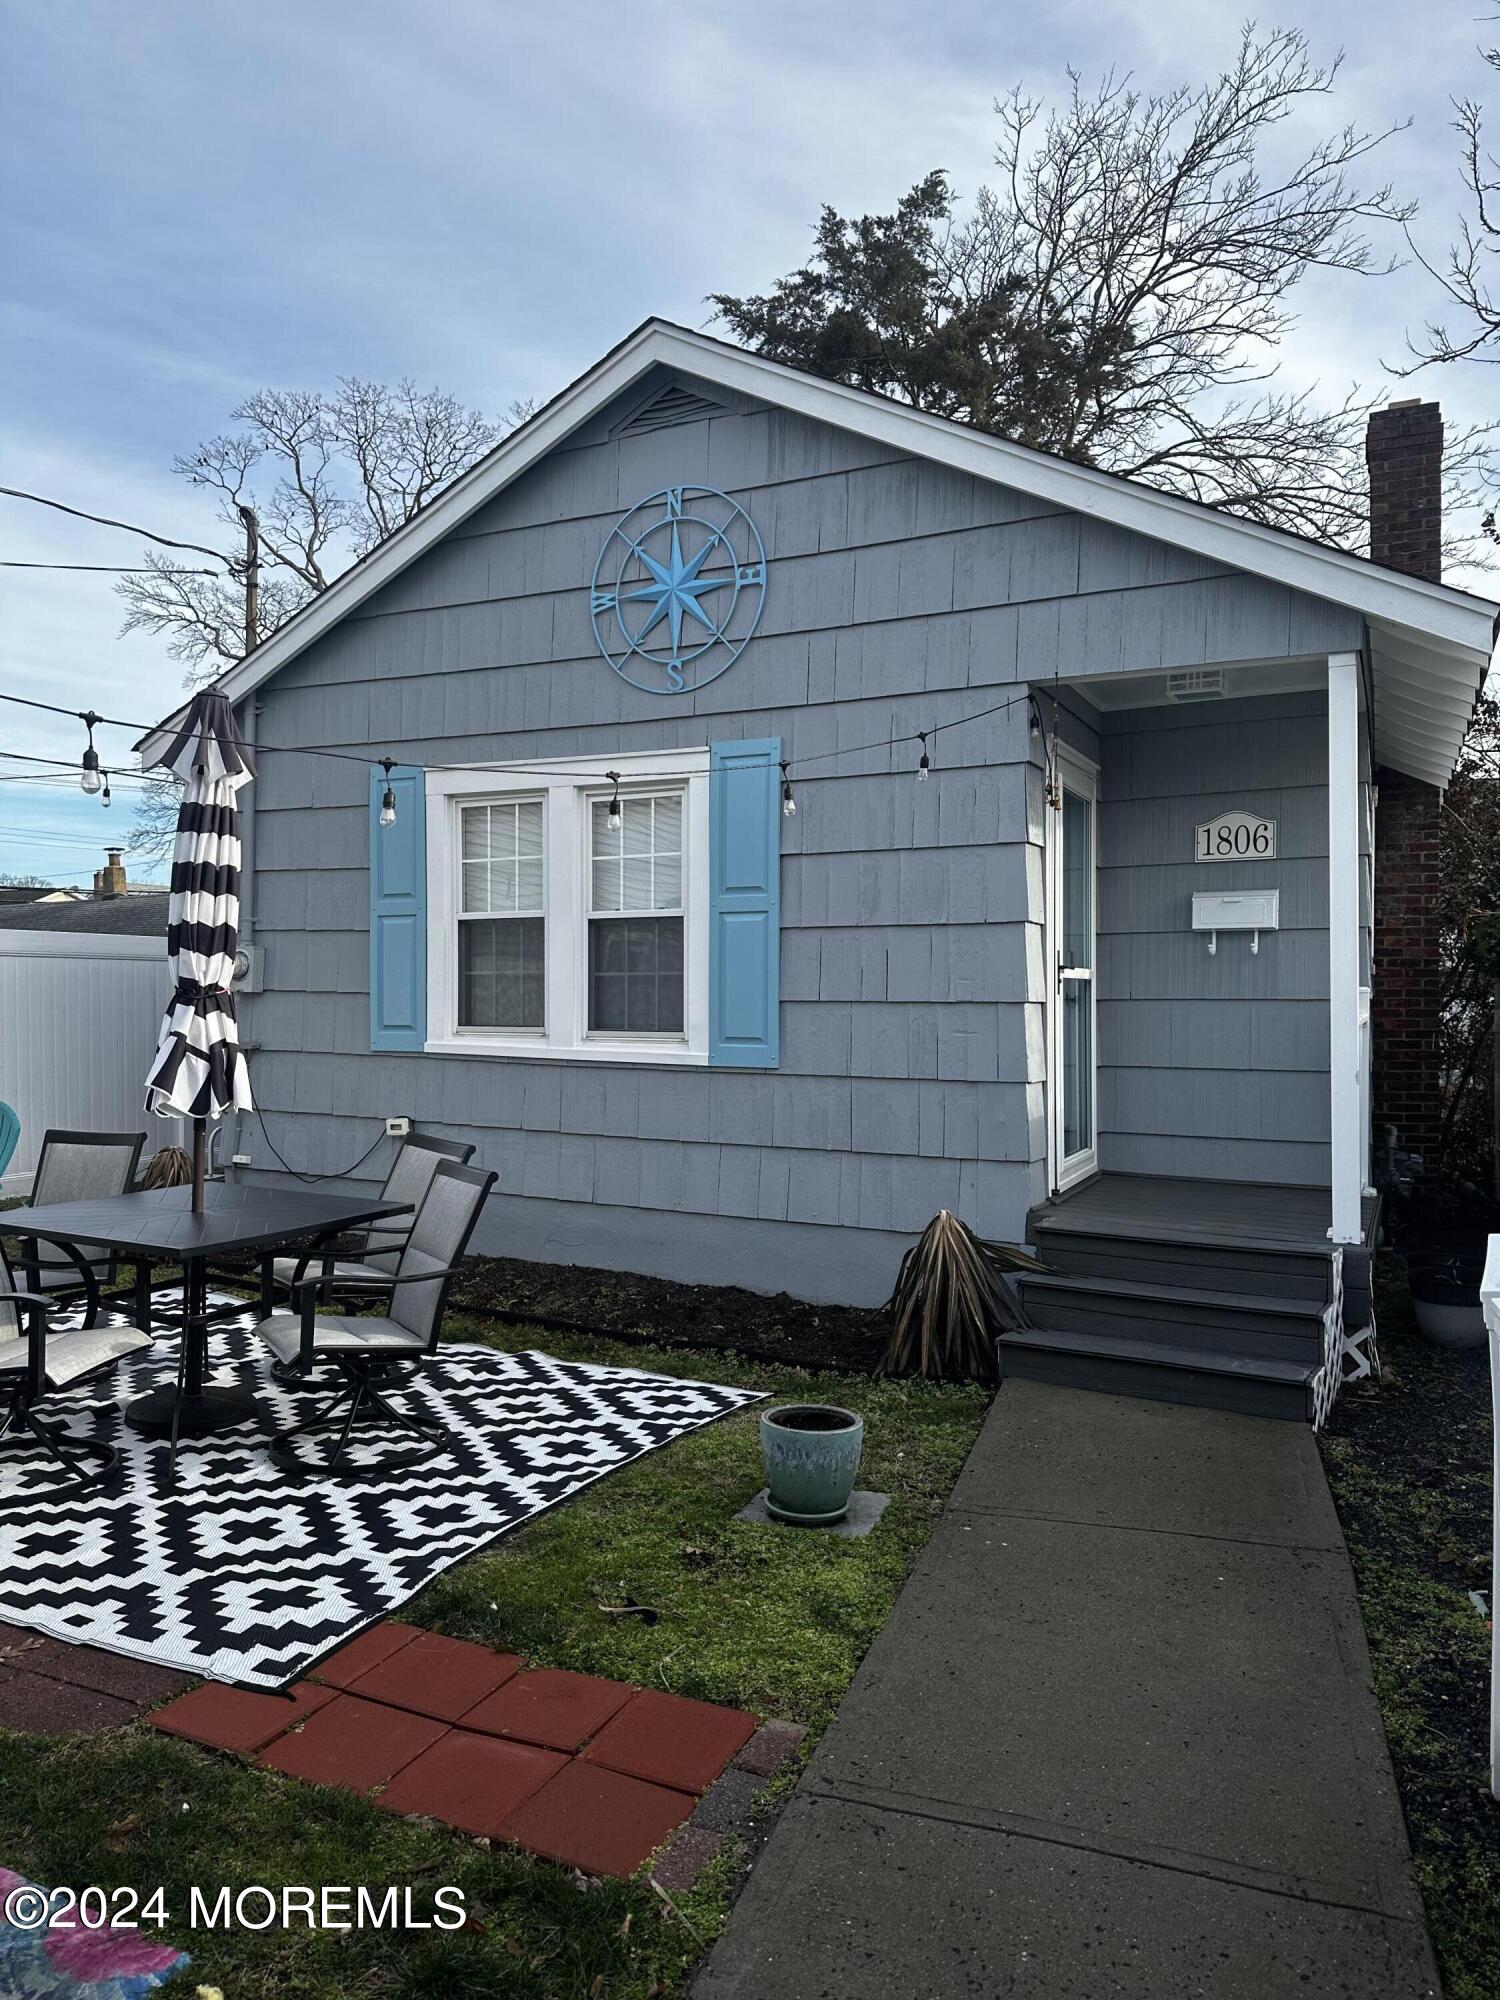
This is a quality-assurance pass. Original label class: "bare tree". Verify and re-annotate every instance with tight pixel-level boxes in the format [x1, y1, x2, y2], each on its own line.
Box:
[119, 379, 504, 682]
[1401, 30, 1500, 369]
[121, 378, 508, 862]
[715, 26, 1494, 555]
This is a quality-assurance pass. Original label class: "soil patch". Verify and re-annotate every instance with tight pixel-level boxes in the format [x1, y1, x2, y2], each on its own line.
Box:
[450, 1253, 892, 1375]
[1319, 1252, 1500, 2000]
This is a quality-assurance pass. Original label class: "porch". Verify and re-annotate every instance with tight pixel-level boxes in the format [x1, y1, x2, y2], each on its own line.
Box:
[1011, 1171, 1379, 1422]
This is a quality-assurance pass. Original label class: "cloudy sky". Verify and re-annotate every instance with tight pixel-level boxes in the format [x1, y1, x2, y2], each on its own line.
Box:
[2, 0, 1495, 883]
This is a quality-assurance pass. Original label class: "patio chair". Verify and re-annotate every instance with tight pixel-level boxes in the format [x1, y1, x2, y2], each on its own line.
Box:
[0, 1237, 152, 1494]
[259, 1159, 497, 1477]
[14, 1129, 150, 1328]
[266, 1131, 476, 1300]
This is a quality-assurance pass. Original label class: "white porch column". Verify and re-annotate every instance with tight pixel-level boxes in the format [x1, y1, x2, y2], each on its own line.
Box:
[1328, 652, 1363, 1243]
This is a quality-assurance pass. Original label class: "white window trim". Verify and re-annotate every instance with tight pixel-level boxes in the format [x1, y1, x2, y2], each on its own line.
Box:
[425, 747, 710, 1065]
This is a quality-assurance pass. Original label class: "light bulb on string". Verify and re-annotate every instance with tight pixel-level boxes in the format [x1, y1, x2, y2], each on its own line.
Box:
[606, 771, 622, 832]
[780, 761, 797, 818]
[101, 772, 112, 808]
[377, 757, 397, 828]
[79, 712, 102, 795]
[916, 732, 931, 782]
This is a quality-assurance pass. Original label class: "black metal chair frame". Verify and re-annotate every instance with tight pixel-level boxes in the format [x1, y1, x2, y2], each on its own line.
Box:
[0, 1285, 138, 1495]
[268, 1163, 497, 1480]
[273, 1132, 476, 1297]
[16, 1129, 152, 1331]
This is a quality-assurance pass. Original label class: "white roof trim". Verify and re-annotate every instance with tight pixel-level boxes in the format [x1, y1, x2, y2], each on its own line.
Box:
[138, 318, 1498, 782]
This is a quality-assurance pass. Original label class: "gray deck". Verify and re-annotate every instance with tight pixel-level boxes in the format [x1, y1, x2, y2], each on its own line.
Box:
[697, 1381, 1438, 1999]
[1029, 1171, 1378, 1252]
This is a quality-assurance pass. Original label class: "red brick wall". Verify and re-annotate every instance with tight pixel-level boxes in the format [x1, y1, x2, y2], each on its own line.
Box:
[1367, 402, 1445, 1163]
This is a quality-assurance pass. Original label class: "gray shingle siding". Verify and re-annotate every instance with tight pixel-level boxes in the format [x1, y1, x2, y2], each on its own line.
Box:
[240, 368, 1362, 1301]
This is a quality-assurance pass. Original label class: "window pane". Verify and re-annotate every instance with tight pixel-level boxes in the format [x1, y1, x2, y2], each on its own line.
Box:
[459, 918, 545, 1029]
[461, 801, 544, 914]
[590, 788, 683, 916]
[1062, 788, 1092, 969]
[588, 917, 684, 1033]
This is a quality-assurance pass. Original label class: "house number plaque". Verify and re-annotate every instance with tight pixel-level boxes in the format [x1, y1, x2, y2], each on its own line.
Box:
[1195, 811, 1276, 861]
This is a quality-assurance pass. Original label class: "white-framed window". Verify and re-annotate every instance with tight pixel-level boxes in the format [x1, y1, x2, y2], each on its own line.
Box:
[426, 747, 710, 1065]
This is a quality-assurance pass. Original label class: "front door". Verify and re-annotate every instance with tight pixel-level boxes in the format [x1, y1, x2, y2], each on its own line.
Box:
[1048, 750, 1098, 1191]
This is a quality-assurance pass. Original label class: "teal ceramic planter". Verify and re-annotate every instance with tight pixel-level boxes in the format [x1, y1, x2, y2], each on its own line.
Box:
[760, 1404, 864, 1525]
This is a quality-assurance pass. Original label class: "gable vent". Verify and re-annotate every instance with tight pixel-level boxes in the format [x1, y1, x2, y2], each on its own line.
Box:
[1165, 668, 1227, 703]
[615, 384, 724, 437]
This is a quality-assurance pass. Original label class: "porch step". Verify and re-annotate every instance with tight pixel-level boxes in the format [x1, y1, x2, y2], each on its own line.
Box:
[1018, 1271, 1328, 1364]
[998, 1325, 1316, 1422]
[1028, 1224, 1334, 1304]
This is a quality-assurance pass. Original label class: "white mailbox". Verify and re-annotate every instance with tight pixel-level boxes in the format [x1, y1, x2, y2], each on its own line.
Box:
[1192, 888, 1278, 956]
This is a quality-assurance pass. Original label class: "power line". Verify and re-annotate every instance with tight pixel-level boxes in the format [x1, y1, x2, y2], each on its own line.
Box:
[0, 488, 233, 567]
[0, 561, 219, 574]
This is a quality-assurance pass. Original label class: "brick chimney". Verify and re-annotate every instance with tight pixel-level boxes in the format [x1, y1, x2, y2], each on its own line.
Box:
[93, 847, 127, 900]
[1366, 400, 1444, 1168]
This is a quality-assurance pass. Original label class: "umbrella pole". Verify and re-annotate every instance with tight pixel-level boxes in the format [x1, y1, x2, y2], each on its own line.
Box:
[191, 1117, 206, 1215]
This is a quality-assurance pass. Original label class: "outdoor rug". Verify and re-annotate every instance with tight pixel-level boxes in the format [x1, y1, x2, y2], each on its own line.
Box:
[0, 1292, 763, 1691]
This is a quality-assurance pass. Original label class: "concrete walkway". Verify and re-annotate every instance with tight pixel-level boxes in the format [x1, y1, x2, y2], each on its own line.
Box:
[698, 1381, 1440, 1999]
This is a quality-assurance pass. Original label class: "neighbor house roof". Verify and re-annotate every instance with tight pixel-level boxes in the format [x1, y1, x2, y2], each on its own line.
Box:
[138, 318, 1499, 790]
[0, 892, 170, 936]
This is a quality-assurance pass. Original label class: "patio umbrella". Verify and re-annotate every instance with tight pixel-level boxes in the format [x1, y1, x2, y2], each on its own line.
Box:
[143, 690, 256, 1213]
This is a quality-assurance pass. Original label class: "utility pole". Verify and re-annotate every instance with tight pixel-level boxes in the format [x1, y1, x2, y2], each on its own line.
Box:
[236, 504, 260, 656]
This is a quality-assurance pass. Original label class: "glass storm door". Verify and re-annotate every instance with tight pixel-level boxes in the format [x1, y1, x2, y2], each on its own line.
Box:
[1050, 756, 1098, 1190]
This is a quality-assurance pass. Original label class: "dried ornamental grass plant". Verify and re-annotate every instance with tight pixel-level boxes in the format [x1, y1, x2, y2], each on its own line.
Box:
[139, 1145, 193, 1190]
[880, 1208, 1048, 1386]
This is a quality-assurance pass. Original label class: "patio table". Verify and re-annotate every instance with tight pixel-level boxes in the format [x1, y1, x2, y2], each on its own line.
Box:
[2, 1183, 411, 1442]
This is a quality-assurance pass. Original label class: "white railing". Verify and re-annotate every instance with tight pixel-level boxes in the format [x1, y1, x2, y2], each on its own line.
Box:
[1483, 1236, 1500, 1801]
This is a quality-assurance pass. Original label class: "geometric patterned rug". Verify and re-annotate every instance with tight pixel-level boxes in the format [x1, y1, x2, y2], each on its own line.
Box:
[0, 1293, 763, 1691]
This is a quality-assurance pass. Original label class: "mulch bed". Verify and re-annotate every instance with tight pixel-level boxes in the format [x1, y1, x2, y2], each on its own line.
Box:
[449, 1254, 893, 1375]
[1319, 1251, 1500, 1998]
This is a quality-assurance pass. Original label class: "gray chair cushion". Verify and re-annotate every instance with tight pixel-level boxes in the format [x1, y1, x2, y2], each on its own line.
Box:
[260, 1313, 427, 1366]
[0, 1323, 151, 1390]
[270, 1257, 391, 1289]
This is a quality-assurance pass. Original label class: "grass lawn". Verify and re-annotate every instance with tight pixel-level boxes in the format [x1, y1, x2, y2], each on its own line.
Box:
[0, 1309, 986, 1999]
[1319, 1255, 1500, 2000]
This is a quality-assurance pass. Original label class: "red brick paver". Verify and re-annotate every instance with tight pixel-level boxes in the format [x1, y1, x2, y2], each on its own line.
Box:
[151, 1678, 337, 1756]
[256, 1693, 447, 1791]
[376, 1730, 567, 1837]
[501, 1760, 696, 1879]
[308, 1621, 422, 1688]
[460, 1667, 634, 1751]
[147, 1622, 760, 1879]
[583, 1688, 757, 1794]
[348, 1630, 523, 1721]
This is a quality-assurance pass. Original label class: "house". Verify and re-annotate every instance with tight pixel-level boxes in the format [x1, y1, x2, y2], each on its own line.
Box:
[140, 320, 1497, 1420]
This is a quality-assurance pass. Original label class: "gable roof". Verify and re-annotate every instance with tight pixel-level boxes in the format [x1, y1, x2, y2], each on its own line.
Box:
[139, 318, 1498, 788]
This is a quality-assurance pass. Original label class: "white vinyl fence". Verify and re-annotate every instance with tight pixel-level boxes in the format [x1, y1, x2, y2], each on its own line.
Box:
[0, 928, 181, 1192]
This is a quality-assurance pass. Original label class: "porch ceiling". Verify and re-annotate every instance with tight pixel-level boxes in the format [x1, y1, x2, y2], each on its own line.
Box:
[1065, 621, 1492, 790]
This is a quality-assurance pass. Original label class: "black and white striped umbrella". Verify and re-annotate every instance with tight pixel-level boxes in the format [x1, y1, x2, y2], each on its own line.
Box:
[144, 691, 256, 1123]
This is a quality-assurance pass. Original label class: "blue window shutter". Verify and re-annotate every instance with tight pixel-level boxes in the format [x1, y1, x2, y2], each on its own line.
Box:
[370, 764, 427, 1051]
[710, 738, 781, 1068]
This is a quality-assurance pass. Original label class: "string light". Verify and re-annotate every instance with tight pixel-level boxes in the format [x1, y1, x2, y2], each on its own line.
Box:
[780, 760, 797, 817]
[605, 771, 622, 832]
[377, 757, 397, 828]
[79, 712, 102, 796]
[916, 732, 931, 781]
[101, 771, 112, 808]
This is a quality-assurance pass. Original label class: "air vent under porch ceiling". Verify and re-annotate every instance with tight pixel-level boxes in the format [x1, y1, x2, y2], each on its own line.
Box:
[615, 384, 725, 436]
[1165, 668, 1227, 702]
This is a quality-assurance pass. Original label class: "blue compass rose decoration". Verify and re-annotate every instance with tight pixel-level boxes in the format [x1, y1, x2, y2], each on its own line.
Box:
[591, 485, 767, 694]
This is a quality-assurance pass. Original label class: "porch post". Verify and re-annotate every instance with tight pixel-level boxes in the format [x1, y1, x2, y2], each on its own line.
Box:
[1328, 652, 1363, 1243]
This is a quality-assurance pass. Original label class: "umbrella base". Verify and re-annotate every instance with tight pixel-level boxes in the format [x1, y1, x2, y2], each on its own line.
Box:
[124, 1386, 259, 1440]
